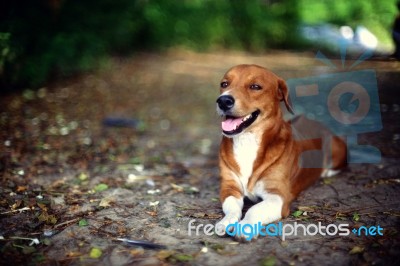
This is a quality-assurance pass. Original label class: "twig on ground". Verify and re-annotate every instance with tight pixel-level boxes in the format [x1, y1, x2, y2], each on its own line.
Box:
[0, 207, 32, 215]
[54, 218, 80, 229]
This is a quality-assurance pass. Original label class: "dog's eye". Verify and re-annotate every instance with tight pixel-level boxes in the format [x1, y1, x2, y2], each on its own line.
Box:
[250, 84, 262, 90]
[220, 81, 229, 88]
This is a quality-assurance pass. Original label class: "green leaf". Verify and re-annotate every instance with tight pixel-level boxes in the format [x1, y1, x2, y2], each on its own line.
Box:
[78, 172, 89, 181]
[352, 212, 360, 222]
[89, 247, 102, 259]
[322, 178, 334, 185]
[37, 211, 57, 224]
[78, 219, 89, 227]
[292, 210, 303, 218]
[261, 256, 276, 266]
[94, 183, 108, 192]
[42, 238, 51, 246]
[22, 246, 36, 254]
[172, 253, 193, 262]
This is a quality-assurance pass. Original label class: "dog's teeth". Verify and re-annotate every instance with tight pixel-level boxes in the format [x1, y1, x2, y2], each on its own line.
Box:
[242, 114, 251, 122]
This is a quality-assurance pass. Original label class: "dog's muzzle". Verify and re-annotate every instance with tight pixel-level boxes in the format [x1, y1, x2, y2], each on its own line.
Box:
[216, 95, 235, 112]
[216, 95, 260, 136]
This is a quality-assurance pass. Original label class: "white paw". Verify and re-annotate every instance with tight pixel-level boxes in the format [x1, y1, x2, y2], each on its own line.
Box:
[215, 214, 239, 236]
[234, 219, 258, 241]
[321, 169, 341, 177]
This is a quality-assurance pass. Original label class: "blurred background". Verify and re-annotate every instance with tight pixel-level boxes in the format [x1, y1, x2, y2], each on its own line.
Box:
[0, 0, 397, 90]
[1, 1, 400, 265]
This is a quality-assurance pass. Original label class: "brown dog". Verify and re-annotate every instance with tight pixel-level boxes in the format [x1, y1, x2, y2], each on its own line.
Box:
[215, 64, 347, 239]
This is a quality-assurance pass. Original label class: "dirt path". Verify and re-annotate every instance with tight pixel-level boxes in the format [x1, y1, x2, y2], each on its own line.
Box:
[0, 50, 399, 265]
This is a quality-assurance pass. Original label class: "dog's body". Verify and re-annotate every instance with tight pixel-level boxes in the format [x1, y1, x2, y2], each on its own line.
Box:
[215, 65, 347, 239]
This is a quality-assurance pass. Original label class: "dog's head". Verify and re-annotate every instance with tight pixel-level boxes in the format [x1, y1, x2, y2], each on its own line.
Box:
[216, 64, 294, 137]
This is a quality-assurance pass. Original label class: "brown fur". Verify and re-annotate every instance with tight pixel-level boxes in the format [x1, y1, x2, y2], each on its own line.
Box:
[218, 64, 347, 218]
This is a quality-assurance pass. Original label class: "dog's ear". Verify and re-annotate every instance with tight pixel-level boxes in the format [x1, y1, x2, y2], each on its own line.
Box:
[278, 79, 294, 114]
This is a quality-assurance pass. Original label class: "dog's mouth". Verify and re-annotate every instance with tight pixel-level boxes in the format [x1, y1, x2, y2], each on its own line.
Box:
[221, 110, 260, 136]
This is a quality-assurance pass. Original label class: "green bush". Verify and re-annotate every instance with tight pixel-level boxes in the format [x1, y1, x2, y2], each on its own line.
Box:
[0, 0, 301, 89]
[299, 0, 397, 47]
[0, 1, 144, 90]
[0, 0, 396, 90]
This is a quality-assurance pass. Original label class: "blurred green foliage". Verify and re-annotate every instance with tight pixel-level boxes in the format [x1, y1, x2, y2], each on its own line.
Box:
[299, 0, 397, 48]
[0, 0, 298, 89]
[0, 0, 397, 89]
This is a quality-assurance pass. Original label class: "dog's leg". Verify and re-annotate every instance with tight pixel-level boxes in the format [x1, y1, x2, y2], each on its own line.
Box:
[215, 195, 243, 235]
[236, 193, 283, 240]
[321, 136, 347, 177]
[321, 169, 341, 177]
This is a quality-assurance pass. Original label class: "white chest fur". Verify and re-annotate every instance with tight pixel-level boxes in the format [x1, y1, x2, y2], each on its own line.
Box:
[232, 132, 260, 196]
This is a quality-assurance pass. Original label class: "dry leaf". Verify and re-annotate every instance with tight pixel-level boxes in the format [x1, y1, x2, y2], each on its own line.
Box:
[37, 203, 47, 211]
[99, 196, 115, 207]
[156, 250, 175, 260]
[130, 248, 145, 256]
[170, 183, 184, 192]
[17, 186, 27, 192]
[298, 206, 315, 212]
[349, 246, 364, 254]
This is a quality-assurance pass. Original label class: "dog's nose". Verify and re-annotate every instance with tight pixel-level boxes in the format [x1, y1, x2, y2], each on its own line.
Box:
[217, 95, 235, 111]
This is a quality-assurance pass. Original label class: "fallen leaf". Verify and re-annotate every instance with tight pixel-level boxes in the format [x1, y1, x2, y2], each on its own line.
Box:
[17, 186, 27, 192]
[11, 200, 22, 209]
[42, 238, 51, 246]
[94, 183, 108, 192]
[22, 246, 36, 255]
[192, 212, 206, 218]
[89, 247, 102, 259]
[184, 186, 199, 194]
[37, 203, 47, 210]
[38, 211, 57, 224]
[172, 253, 193, 262]
[352, 212, 360, 222]
[292, 210, 303, 218]
[130, 248, 145, 256]
[78, 219, 89, 227]
[280, 241, 289, 248]
[78, 172, 89, 181]
[204, 213, 223, 219]
[349, 246, 364, 254]
[149, 201, 159, 207]
[210, 243, 225, 252]
[298, 206, 315, 212]
[66, 251, 82, 257]
[99, 196, 115, 207]
[170, 183, 184, 192]
[322, 178, 334, 185]
[335, 212, 347, 220]
[157, 250, 175, 260]
[261, 256, 276, 266]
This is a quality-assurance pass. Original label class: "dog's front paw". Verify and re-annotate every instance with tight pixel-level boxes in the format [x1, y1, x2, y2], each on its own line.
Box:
[232, 220, 258, 242]
[215, 214, 239, 236]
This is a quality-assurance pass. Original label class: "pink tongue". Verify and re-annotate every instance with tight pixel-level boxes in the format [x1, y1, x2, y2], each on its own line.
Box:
[222, 117, 243, 131]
